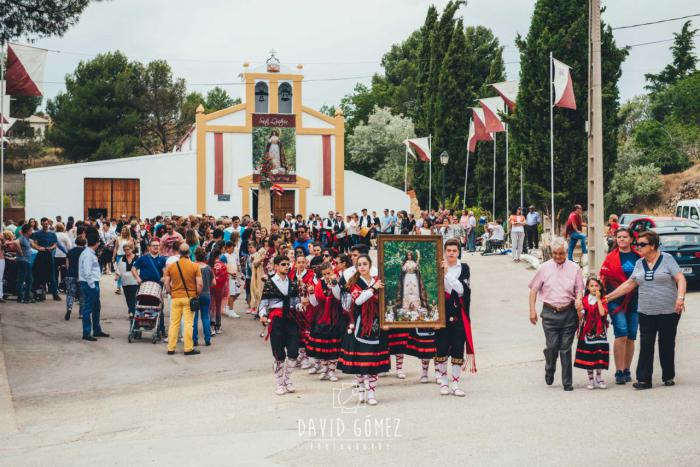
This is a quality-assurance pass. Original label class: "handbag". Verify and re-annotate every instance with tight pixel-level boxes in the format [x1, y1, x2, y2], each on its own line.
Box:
[175, 261, 200, 312]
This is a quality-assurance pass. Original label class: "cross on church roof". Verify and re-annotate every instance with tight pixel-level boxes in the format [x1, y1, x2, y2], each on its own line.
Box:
[266, 49, 280, 73]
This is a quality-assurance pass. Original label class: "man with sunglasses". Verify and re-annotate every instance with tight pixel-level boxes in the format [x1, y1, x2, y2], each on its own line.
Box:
[259, 255, 307, 395]
[292, 226, 312, 255]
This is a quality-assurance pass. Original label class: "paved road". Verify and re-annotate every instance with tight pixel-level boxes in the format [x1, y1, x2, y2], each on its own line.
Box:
[1, 253, 698, 466]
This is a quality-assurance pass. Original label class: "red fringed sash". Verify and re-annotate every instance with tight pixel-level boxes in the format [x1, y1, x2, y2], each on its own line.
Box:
[599, 248, 639, 315]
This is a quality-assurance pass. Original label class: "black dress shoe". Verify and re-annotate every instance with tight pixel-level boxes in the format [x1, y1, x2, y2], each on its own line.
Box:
[82, 336, 97, 342]
[563, 385, 574, 391]
[53, 294, 62, 301]
[94, 332, 110, 338]
[663, 379, 675, 387]
[633, 381, 652, 390]
[184, 349, 201, 356]
[167, 351, 175, 355]
[64, 311, 71, 321]
[545, 374, 554, 386]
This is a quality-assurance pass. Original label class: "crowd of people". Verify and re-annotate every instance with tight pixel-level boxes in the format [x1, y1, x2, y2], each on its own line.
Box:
[0, 202, 688, 401]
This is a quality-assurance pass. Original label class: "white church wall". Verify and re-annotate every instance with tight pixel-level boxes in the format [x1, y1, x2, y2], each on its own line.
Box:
[205, 132, 253, 217]
[343, 170, 410, 215]
[24, 152, 196, 219]
[207, 108, 246, 126]
[301, 111, 334, 129]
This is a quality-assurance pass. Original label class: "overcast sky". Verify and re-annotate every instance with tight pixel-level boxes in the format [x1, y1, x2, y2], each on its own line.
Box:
[24, 0, 700, 111]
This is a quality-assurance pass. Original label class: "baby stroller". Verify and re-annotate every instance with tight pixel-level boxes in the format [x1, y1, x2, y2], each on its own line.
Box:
[129, 281, 163, 344]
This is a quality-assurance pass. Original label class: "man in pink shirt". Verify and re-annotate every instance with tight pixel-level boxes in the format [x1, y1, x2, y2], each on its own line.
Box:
[160, 223, 184, 258]
[528, 237, 584, 391]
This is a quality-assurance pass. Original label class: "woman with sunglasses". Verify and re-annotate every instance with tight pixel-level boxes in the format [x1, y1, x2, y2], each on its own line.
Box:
[599, 227, 640, 385]
[605, 230, 687, 389]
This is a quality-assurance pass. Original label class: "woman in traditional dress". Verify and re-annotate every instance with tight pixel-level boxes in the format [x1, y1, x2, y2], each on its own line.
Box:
[338, 254, 390, 405]
[307, 262, 346, 381]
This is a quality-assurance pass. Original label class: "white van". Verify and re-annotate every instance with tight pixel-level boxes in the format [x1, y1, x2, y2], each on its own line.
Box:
[675, 199, 700, 222]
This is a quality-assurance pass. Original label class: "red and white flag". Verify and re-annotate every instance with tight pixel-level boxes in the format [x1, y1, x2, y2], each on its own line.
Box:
[491, 80, 518, 111]
[402, 137, 431, 162]
[479, 97, 506, 133]
[468, 107, 492, 152]
[5, 43, 48, 97]
[552, 57, 576, 110]
[271, 184, 285, 196]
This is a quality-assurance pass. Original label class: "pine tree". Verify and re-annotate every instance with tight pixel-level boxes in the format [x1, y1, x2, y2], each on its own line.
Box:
[434, 19, 471, 208]
[509, 0, 627, 221]
[645, 21, 698, 93]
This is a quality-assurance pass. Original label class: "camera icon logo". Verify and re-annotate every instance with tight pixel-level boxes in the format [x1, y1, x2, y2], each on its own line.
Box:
[332, 383, 364, 414]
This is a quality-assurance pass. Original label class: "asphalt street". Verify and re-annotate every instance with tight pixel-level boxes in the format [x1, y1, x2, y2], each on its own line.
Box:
[0, 252, 698, 466]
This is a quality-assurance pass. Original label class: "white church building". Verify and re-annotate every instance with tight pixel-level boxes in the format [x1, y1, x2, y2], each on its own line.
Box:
[24, 55, 409, 220]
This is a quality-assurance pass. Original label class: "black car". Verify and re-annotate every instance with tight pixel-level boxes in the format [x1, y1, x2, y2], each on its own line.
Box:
[655, 227, 700, 282]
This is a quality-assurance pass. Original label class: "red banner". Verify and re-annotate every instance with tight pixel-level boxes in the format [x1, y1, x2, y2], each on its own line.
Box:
[252, 113, 296, 128]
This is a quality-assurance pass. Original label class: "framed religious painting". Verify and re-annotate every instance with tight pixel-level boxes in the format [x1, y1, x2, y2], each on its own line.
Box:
[378, 235, 445, 329]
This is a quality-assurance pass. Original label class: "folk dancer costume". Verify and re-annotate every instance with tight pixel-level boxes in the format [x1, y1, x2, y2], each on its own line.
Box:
[405, 328, 438, 384]
[307, 278, 345, 381]
[289, 266, 316, 370]
[574, 294, 610, 388]
[435, 262, 476, 396]
[338, 276, 390, 405]
[258, 274, 304, 395]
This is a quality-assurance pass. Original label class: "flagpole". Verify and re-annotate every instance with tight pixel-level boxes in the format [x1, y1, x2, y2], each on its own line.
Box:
[1, 41, 5, 229]
[428, 134, 432, 212]
[520, 162, 524, 210]
[404, 144, 408, 193]
[463, 151, 469, 210]
[549, 51, 555, 235]
[492, 132, 496, 219]
[505, 116, 509, 218]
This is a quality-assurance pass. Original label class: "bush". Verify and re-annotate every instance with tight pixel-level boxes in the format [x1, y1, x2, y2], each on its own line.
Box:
[606, 163, 663, 212]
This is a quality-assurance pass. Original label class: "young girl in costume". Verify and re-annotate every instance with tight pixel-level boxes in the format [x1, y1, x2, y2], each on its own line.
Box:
[574, 277, 610, 389]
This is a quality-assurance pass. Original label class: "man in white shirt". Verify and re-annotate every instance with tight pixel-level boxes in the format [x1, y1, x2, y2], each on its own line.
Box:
[435, 239, 475, 397]
[466, 211, 477, 252]
[259, 255, 307, 395]
[79, 231, 109, 341]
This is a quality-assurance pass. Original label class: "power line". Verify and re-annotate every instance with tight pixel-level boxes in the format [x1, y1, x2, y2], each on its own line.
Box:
[612, 13, 700, 30]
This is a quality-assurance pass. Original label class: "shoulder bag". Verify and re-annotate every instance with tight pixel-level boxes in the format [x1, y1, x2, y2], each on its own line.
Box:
[175, 260, 200, 312]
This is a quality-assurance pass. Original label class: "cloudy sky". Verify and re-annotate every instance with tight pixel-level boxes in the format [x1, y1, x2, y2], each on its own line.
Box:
[24, 0, 700, 110]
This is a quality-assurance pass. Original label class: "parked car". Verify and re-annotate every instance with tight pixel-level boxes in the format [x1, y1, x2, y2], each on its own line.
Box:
[629, 216, 700, 238]
[618, 213, 645, 229]
[655, 227, 700, 282]
[675, 199, 700, 222]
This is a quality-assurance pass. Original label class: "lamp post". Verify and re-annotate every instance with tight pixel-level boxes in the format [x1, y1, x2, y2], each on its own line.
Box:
[440, 150, 449, 209]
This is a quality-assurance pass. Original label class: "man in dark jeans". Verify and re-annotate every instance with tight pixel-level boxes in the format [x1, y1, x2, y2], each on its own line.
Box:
[15, 224, 34, 303]
[132, 239, 168, 338]
[31, 217, 64, 300]
[525, 206, 541, 251]
[79, 232, 109, 341]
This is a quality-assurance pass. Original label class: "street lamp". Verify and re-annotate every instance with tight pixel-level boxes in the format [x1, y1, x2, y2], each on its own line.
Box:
[440, 150, 449, 208]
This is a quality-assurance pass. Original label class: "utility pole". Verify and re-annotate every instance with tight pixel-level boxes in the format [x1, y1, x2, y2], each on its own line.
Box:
[587, 0, 605, 272]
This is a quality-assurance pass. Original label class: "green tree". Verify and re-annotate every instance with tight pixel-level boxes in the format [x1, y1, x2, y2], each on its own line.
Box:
[8, 95, 42, 118]
[645, 21, 698, 94]
[509, 0, 627, 220]
[179, 91, 206, 127]
[205, 86, 238, 111]
[46, 51, 141, 161]
[132, 60, 187, 154]
[433, 19, 471, 208]
[347, 106, 415, 189]
[630, 120, 691, 173]
[0, 0, 100, 43]
[318, 104, 336, 117]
